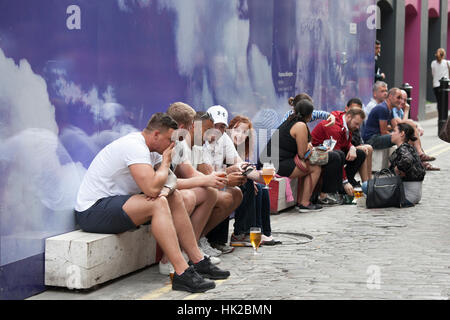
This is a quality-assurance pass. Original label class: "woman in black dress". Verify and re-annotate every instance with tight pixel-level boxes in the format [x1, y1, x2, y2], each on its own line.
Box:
[263, 100, 322, 212]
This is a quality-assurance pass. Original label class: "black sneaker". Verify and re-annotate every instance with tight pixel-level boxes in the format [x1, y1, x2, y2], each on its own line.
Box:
[172, 265, 216, 293]
[189, 256, 231, 280]
[317, 193, 341, 205]
[296, 203, 323, 213]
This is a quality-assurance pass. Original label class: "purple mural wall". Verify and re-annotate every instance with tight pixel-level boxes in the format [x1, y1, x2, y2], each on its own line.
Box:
[0, 0, 375, 299]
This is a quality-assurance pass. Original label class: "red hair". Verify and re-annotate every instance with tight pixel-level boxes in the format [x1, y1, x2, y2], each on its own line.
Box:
[228, 115, 253, 160]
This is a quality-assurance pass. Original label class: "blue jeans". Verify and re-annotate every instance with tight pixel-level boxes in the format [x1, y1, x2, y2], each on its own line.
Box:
[234, 180, 272, 237]
[362, 181, 368, 195]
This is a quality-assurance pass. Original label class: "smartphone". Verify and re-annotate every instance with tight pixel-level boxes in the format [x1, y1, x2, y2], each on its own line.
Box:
[304, 149, 311, 159]
[242, 167, 255, 176]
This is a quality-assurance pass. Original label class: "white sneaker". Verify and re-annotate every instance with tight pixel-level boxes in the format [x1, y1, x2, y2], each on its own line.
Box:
[159, 261, 174, 276]
[208, 255, 221, 265]
[198, 247, 221, 265]
[198, 237, 222, 257]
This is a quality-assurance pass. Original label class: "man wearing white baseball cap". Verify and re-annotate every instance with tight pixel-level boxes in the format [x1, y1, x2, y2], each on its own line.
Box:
[205, 105, 239, 167]
[207, 105, 229, 128]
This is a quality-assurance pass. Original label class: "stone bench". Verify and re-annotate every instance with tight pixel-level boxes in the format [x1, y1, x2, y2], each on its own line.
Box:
[371, 146, 396, 172]
[45, 225, 159, 290]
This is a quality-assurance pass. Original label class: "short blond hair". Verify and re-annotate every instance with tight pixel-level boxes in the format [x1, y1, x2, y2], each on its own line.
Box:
[167, 102, 196, 127]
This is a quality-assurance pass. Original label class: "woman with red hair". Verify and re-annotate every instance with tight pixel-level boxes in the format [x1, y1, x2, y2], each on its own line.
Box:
[227, 115, 280, 246]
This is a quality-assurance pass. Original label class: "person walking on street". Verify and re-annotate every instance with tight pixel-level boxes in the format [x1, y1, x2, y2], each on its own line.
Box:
[431, 48, 450, 113]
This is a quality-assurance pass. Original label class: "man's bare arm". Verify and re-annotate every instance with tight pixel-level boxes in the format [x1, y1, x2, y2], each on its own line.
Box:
[129, 162, 170, 198]
[379, 120, 390, 135]
[129, 142, 174, 198]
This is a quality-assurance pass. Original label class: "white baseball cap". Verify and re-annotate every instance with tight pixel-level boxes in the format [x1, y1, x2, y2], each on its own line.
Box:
[207, 105, 228, 126]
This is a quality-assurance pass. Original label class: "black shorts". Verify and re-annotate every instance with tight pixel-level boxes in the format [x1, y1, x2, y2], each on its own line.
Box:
[277, 158, 296, 177]
[75, 195, 138, 234]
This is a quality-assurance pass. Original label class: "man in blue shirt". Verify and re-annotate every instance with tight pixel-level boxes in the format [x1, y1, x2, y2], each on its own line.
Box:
[362, 88, 403, 149]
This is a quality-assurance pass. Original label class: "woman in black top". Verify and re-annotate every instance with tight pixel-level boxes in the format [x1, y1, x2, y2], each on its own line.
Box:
[263, 100, 322, 212]
[389, 123, 426, 204]
[362, 122, 425, 204]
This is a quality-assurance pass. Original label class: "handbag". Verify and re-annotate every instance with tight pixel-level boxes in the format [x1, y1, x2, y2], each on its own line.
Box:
[439, 117, 450, 143]
[366, 169, 409, 208]
[308, 146, 329, 165]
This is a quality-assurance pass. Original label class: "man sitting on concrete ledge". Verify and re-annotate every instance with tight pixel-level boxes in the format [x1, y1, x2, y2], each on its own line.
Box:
[362, 87, 400, 150]
[74, 112, 230, 293]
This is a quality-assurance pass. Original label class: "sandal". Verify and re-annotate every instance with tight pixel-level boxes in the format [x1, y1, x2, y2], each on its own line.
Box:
[420, 154, 436, 162]
[422, 161, 440, 171]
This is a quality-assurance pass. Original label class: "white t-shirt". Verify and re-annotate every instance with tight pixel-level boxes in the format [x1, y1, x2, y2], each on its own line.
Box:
[431, 59, 450, 88]
[203, 133, 240, 169]
[364, 98, 378, 119]
[75, 132, 162, 212]
[171, 140, 209, 170]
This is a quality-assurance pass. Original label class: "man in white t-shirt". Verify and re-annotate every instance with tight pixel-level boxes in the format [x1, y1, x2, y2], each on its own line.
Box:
[167, 103, 245, 256]
[202, 105, 267, 250]
[75, 113, 229, 293]
[189, 111, 246, 252]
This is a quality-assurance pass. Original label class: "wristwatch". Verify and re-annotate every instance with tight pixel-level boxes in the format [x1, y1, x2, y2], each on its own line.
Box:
[163, 185, 175, 196]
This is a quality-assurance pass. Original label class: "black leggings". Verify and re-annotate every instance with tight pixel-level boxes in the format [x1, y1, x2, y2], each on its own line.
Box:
[434, 87, 442, 111]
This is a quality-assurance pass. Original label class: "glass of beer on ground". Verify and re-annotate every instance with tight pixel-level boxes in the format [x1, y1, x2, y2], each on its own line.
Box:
[250, 227, 262, 255]
[262, 162, 275, 189]
[353, 187, 363, 199]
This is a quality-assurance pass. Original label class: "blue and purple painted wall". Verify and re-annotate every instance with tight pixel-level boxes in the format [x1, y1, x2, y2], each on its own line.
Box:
[0, 0, 375, 299]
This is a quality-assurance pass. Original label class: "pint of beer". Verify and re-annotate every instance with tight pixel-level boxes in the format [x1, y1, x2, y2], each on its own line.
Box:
[353, 187, 363, 199]
[250, 227, 262, 254]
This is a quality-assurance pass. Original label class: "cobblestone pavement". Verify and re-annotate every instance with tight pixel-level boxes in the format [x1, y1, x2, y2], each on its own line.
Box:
[30, 117, 450, 300]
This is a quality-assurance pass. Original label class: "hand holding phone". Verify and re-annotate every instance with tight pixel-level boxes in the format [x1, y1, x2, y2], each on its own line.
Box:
[304, 149, 311, 160]
[242, 166, 255, 176]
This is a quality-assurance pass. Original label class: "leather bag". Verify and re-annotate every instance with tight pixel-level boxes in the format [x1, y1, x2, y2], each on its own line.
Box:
[366, 169, 408, 208]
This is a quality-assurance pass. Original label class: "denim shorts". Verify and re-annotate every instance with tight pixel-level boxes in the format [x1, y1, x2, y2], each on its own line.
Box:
[75, 195, 138, 234]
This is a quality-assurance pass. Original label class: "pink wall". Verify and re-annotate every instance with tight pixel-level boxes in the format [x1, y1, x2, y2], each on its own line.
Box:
[404, 2, 421, 120]
[429, 0, 440, 17]
[405, 0, 420, 10]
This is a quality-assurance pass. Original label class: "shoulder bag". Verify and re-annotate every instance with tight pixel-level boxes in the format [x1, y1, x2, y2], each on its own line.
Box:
[307, 146, 329, 166]
[366, 169, 409, 208]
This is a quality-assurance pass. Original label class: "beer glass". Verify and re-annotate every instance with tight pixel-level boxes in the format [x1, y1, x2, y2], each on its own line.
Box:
[250, 227, 262, 255]
[261, 162, 275, 189]
[214, 164, 227, 191]
[353, 187, 363, 199]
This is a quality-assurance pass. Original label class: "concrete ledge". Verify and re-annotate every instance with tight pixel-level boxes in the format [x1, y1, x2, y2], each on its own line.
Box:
[372, 146, 396, 172]
[45, 225, 157, 289]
